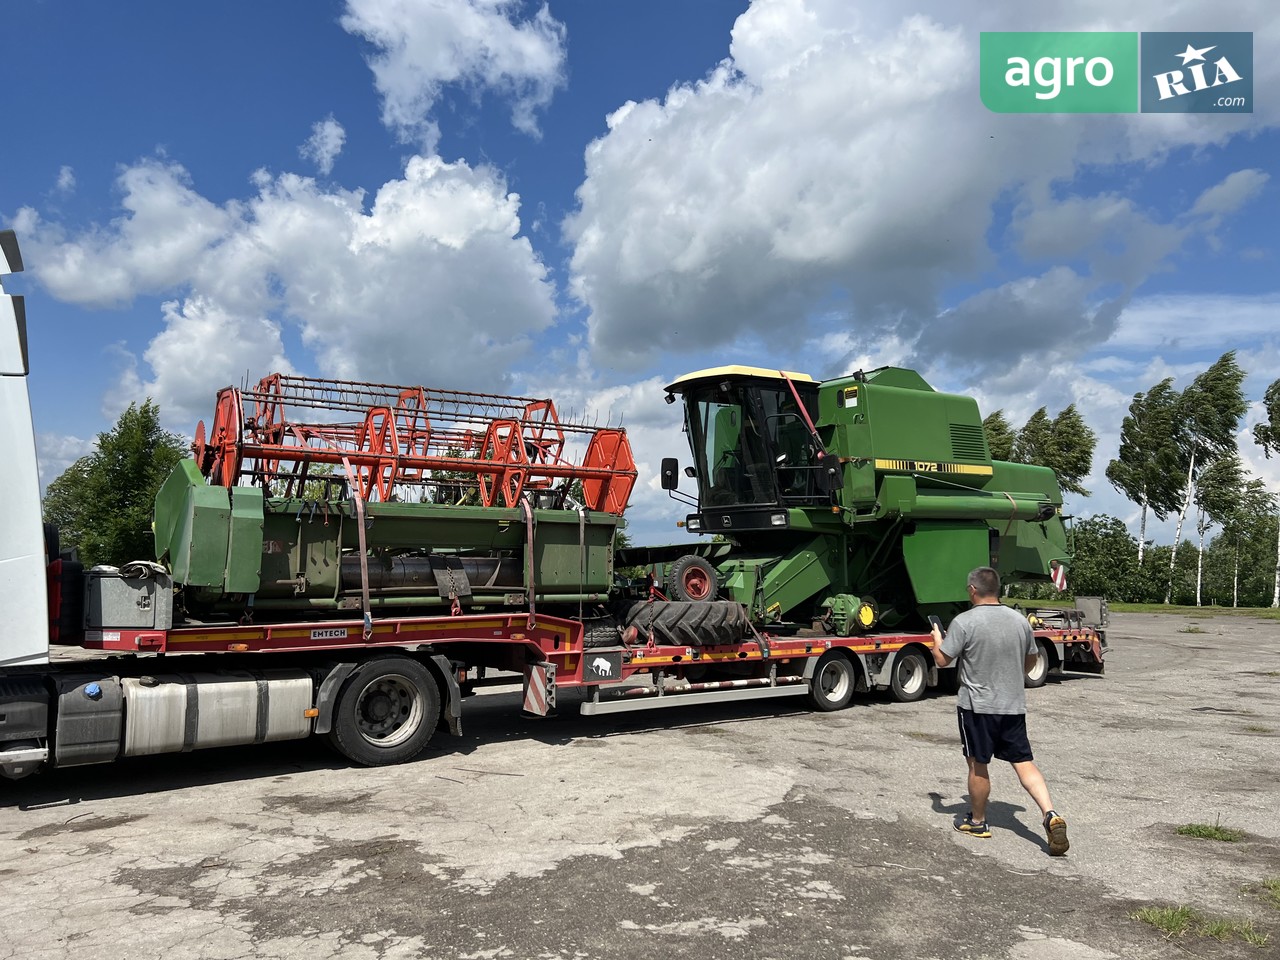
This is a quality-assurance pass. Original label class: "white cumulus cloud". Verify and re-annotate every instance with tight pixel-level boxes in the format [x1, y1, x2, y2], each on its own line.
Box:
[299, 116, 347, 175]
[565, 0, 1279, 376]
[17, 155, 555, 426]
[341, 0, 567, 148]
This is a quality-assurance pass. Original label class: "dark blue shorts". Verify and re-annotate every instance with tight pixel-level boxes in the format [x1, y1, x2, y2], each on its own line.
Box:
[957, 707, 1033, 764]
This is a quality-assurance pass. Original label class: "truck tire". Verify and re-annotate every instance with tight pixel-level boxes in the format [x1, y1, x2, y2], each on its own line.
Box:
[889, 649, 928, 703]
[807, 651, 855, 711]
[667, 555, 719, 602]
[624, 601, 750, 647]
[328, 657, 440, 766]
[1024, 639, 1051, 688]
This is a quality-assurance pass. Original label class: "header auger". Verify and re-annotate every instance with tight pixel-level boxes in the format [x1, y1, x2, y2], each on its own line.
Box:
[193, 373, 636, 514]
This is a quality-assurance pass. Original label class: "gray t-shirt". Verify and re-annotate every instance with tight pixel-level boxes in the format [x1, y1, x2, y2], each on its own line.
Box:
[939, 603, 1036, 715]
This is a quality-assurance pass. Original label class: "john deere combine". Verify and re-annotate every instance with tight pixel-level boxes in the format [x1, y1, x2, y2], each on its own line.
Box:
[627, 365, 1070, 635]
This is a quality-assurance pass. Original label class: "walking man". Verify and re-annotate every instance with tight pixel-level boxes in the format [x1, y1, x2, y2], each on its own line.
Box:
[930, 566, 1069, 856]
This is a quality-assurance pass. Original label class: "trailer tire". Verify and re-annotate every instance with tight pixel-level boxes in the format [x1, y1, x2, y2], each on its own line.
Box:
[328, 657, 440, 766]
[807, 651, 855, 711]
[1024, 640, 1051, 688]
[623, 601, 749, 647]
[889, 649, 928, 703]
[667, 555, 719, 602]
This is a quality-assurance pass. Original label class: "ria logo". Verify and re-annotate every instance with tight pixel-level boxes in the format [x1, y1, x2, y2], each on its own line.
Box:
[1141, 33, 1252, 112]
[1153, 43, 1242, 100]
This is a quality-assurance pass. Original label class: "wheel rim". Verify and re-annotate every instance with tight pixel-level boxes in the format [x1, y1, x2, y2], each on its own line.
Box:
[682, 567, 712, 600]
[817, 660, 850, 702]
[897, 656, 924, 695]
[354, 673, 425, 748]
[1028, 649, 1048, 682]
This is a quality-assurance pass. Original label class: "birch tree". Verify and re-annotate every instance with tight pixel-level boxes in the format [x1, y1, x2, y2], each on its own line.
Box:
[982, 410, 1015, 461]
[1105, 378, 1182, 565]
[1165, 352, 1247, 604]
[1252, 376, 1280, 607]
[1192, 455, 1244, 606]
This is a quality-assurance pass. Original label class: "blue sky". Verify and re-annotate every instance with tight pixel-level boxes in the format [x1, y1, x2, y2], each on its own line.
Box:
[2, 0, 1277, 547]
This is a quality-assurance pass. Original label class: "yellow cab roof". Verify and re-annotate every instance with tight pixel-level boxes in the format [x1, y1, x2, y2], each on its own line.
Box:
[665, 365, 815, 393]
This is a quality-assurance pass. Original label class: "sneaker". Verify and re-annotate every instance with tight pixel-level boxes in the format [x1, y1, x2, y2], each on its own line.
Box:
[1044, 811, 1069, 856]
[955, 814, 991, 839]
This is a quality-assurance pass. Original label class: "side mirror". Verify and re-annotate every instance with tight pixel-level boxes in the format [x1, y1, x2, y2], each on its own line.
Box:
[660, 457, 679, 490]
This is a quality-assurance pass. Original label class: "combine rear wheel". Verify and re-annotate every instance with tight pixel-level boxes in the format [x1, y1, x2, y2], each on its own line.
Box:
[329, 657, 440, 766]
[667, 555, 719, 602]
[624, 601, 749, 647]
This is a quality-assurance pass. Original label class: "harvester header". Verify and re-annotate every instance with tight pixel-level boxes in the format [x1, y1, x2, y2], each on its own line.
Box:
[193, 373, 636, 514]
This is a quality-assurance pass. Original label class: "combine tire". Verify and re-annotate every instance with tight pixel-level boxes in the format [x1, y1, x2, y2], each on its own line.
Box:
[624, 601, 750, 647]
[328, 657, 440, 766]
[667, 555, 719, 602]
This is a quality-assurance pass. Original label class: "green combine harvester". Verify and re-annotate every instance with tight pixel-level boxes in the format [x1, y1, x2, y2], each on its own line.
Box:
[622, 365, 1071, 636]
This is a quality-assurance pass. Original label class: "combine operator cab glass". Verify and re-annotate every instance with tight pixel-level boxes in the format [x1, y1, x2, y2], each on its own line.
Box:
[686, 381, 821, 509]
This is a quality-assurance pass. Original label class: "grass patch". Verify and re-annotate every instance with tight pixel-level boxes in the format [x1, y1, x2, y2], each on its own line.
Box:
[1243, 725, 1274, 734]
[1179, 624, 1208, 633]
[1132, 905, 1198, 938]
[1102, 602, 1280, 621]
[1178, 820, 1246, 842]
[1132, 906, 1270, 946]
[1257, 878, 1280, 910]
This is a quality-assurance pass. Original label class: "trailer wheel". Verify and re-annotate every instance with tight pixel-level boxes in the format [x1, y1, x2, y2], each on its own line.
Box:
[667, 555, 719, 602]
[328, 658, 440, 766]
[807, 651, 855, 711]
[624, 601, 749, 646]
[1024, 640, 1050, 688]
[889, 649, 928, 703]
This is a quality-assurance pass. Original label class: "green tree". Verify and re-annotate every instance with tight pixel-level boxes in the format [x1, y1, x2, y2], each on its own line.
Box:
[1011, 405, 1098, 497]
[1209, 481, 1277, 607]
[1252, 376, 1280, 607]
[1191, 455, 1247, 606]
[982, 410, 1015, 461]
[1105, 378, 1182, 566]
[1067, 515, 1141, 600]
[43, 401, 188, 568]
[1165, 352, 1247, 603]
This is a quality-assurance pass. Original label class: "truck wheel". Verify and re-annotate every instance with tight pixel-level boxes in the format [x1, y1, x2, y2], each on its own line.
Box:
[1024, 640, 1050, 688]
[328, 657, 440, 766]
[667, 555, 719, 602]
[807, 651, 855, 711]
[624, 601, 749, 646]
[889, 649, 928, 703]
